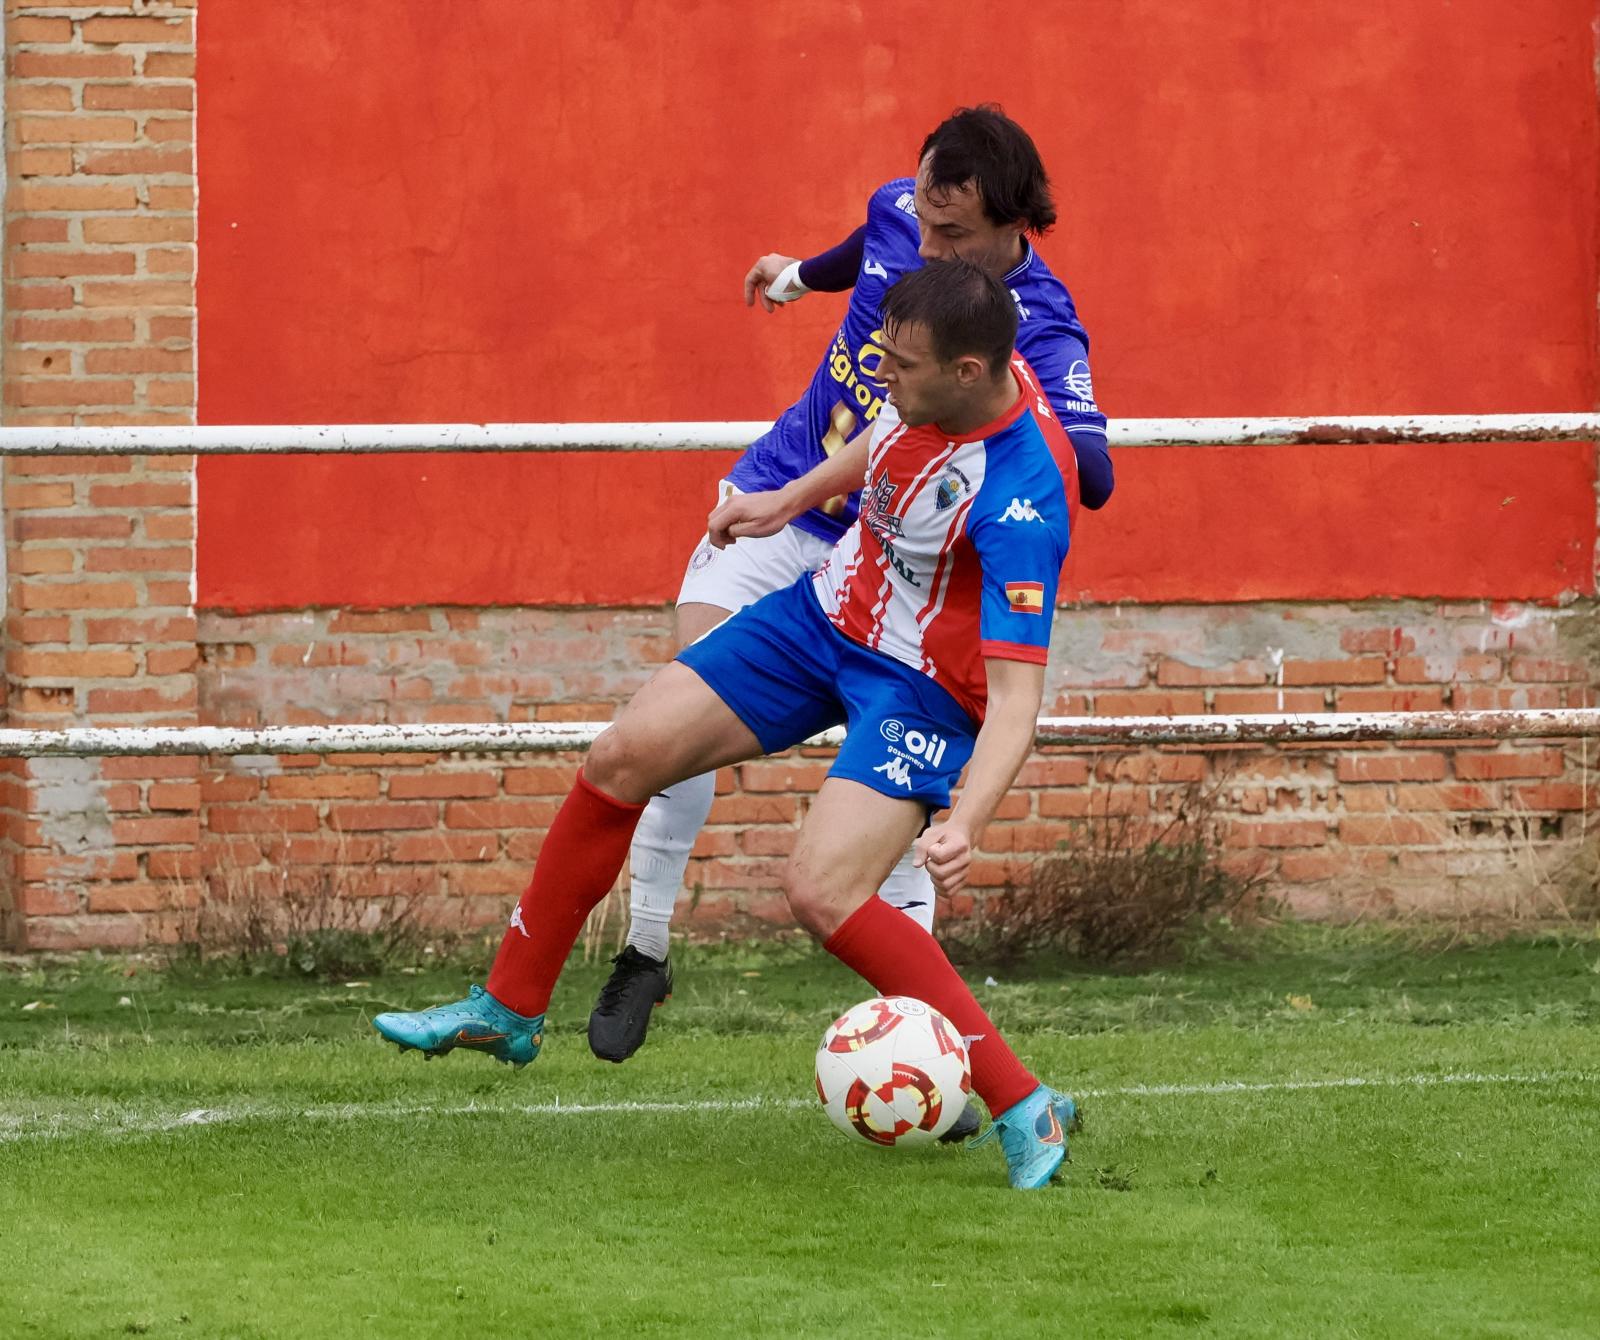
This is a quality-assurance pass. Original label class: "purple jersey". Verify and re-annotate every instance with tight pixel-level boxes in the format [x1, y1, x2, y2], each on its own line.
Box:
[729, 178, 1108, 543]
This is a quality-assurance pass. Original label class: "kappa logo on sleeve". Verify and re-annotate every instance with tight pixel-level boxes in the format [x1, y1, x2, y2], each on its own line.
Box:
[1005, 581, 1045, 614]
[999, 497, 1044, 525]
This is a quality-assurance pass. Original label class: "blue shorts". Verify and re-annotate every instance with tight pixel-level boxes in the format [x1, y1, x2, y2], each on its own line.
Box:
[676, 577, 977, 810]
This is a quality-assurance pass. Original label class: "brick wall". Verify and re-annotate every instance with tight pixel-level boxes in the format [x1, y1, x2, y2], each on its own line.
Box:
[2, 0, 198, 947]
[81, 597, 1571, 955]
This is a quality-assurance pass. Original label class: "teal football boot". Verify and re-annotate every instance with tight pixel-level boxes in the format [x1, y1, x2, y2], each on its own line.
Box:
[968, 1084, 1080, 1189]
[373, 985, 543, 1068]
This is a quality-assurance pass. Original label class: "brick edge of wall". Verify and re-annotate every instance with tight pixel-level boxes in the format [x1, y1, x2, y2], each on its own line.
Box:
[2, 1, 198, 947]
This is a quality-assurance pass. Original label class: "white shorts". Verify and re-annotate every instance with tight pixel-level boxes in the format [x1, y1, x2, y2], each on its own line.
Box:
[676, 480, 837, 612]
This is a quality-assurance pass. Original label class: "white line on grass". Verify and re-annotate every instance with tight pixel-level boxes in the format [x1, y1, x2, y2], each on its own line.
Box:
[1, 1069, 1593, 1146]
[1095, 1070, 1600, 1097]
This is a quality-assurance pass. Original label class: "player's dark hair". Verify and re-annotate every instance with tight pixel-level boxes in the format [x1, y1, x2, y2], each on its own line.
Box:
[880, 259, 1017, 377]
[919, 104, 1056, 236]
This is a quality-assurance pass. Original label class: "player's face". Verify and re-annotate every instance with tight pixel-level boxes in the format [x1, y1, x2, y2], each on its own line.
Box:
[876, 320, 958, 427]
[913, 155, 1027, 276]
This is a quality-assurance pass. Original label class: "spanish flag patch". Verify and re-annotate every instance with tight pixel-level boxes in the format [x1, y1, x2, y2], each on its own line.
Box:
[1005, 581, 1045, 614]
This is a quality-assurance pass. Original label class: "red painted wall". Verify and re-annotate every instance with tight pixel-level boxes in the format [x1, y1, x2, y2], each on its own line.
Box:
[197, 0, 1599, 609]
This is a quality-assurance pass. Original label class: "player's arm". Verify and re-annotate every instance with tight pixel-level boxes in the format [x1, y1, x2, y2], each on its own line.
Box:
[707, 430, 871, 547]
[1019, 326, 1114, 509]
[916, 460, 1072, 893]
[915, 657, 1045, 896]
[743, 226, 868, 312]
[1066, 428, 1113, 512]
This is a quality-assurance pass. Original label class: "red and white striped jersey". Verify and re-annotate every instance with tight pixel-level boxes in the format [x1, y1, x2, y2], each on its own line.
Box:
[811, 356, 1077, 722]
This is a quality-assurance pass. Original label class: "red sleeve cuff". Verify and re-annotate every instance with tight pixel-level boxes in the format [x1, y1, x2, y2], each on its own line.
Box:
[980, 639, 1049, 665]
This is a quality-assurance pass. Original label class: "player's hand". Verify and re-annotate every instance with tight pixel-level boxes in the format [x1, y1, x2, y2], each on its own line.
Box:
[708, 489, 793, 548]
[913, 822, 973, 897]
[744, 253, 801, 313]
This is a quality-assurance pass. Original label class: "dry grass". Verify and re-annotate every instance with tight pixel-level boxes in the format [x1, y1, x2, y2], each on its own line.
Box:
[956, 773, 1270, 965]
[168, 844, 469, 979]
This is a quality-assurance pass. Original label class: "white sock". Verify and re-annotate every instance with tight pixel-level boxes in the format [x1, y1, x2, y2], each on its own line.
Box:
[626, 770, 717, 960]
[877, 845, 936, 933]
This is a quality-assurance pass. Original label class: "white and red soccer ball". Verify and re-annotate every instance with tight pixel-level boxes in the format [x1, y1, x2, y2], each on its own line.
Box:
[814, 996, 971, 1147]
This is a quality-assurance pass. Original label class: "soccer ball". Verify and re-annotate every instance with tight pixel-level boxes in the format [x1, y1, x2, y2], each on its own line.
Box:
[814, 996, 971, 1147]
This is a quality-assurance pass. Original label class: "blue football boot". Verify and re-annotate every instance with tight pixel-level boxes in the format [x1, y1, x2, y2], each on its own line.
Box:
[968, 1084, 1080, 1189]
[373, 985, 543, 1068]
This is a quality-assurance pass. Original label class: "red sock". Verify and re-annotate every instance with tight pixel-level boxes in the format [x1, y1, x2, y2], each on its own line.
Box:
[485, 770, 645, 1017]
[823, 896, 1038, 1116]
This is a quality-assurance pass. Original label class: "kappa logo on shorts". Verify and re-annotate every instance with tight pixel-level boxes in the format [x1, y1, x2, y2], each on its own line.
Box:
[876, 722, 950, 791]
[873, 757, 915, 789]
[999, 497, 1045, 525]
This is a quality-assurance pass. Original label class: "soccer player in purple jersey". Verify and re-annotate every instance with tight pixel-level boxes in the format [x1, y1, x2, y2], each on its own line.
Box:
[588, 106, 1112, 1082]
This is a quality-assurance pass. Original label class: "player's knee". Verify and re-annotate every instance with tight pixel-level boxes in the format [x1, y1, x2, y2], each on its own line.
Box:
[583, 725, 650, 804]
[783, 862, 848, 939]
[783, 876, 829, 938]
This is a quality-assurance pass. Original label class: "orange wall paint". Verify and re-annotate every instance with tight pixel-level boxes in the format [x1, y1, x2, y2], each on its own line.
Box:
[197, 0, 1599, 609]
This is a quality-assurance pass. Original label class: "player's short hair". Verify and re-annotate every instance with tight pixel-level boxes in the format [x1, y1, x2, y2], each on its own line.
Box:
[919, 104, 1057, 237]
[880, 259, 1018, 377]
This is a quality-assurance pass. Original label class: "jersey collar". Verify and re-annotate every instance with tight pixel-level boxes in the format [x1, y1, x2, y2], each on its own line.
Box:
[1001, 240, 1034, 284]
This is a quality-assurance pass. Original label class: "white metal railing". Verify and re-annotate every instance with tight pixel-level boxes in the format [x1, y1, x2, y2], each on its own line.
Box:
[0, 414, 1592, 761]
[0, 710, 1594, 757]
[0, 412, 1593, 456]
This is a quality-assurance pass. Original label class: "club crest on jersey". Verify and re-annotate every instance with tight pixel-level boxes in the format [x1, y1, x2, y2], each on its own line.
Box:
[1005, 581, 1045, 614]
[999, 497, 1045, 525]
[934, 465, 972, 511]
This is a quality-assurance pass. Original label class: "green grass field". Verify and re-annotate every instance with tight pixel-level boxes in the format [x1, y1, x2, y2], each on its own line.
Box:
[3, 926, 1597, 1339]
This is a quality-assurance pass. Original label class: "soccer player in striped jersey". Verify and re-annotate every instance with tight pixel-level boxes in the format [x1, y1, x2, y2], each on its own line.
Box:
[590, 106, 1111, 1073]
[375, 261, 1083, 1190]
